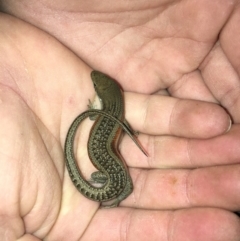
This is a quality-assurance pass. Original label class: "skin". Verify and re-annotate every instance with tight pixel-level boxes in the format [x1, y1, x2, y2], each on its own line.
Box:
[0, 1, 240, 241]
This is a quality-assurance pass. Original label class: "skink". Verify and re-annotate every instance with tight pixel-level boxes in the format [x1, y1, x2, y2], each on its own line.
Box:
[64, 70, 146, 207]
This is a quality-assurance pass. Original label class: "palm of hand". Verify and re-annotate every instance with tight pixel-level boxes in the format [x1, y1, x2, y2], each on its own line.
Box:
[0, 1, 240, 240]
[1, 0, 234, 96]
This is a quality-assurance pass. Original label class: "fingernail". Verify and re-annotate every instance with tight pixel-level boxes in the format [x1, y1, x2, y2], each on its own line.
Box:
[225, 116, 232, 133]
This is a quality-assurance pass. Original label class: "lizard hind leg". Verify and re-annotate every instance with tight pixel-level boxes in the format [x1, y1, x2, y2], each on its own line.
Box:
[90, 171, 108, 185]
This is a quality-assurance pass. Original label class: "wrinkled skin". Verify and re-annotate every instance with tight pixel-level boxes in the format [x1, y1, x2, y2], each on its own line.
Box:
[0, 1, 240, 240]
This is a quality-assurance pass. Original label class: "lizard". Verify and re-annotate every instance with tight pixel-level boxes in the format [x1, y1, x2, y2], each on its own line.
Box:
[64, 70, 146, 208]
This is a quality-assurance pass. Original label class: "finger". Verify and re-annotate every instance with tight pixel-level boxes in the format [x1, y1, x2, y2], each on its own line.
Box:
[122, 133, 192, 169]
[200, 43, 240, 122]
[125, 92, 231, 139]
[121, 165, 240, 212]
[122, 124, 240, 169]
[81, 208, 239, 241]
[186, 124, 240, 167]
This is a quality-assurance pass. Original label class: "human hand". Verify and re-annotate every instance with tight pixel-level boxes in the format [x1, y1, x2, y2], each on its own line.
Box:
[196, 7, 240, 216]
[0, 2, 240, 241]
[0, 0, 236, 97]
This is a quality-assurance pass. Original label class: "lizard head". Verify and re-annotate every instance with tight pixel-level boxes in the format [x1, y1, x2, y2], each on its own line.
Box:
[90, 71, 123, 110]
[91, 70, 121, 93]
